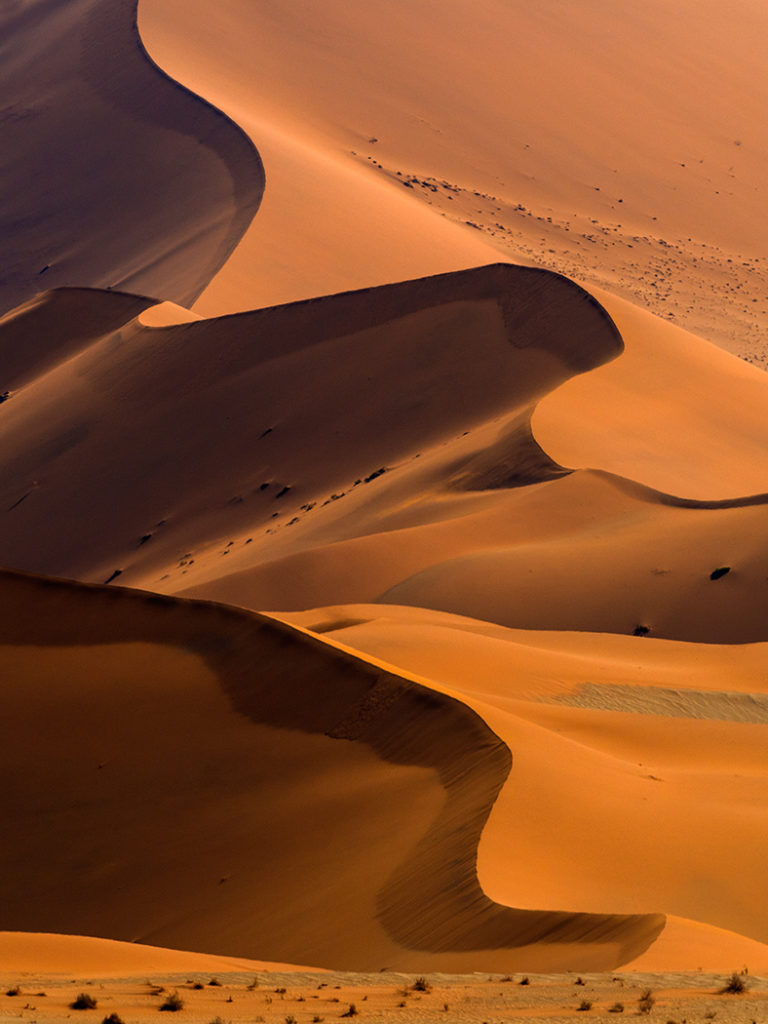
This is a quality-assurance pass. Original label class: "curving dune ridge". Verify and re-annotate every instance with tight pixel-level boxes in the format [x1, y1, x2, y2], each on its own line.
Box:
[0, 567, 663, 971]
[0, 0, 263, 316]
[4, 0, 768, 984]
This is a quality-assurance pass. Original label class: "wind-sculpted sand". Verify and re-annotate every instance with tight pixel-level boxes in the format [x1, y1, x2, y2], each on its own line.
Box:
[1, 260, 767, 973]
[138, 0, 768, 367]
[0, 0, 263, 316]
[3, 0, 768, 986]
[0, 568, 664, 971]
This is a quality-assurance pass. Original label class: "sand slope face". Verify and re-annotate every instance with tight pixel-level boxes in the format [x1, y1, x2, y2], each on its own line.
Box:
[0, 568, 663, 972]
[0, 932, 316, 977]
[281, 603, 768, 967]
[534, 287, 768, 498]
[0, 264, 617, 585]
[0, 0, 263, 317]
[139, 0, 768, 363]
[1, 267, 767, 642]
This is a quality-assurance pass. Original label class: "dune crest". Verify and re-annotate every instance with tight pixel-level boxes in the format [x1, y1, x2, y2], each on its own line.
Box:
[0, 567, 663, 971]
[0, 264, 619, 587]
[280, 603, 768, 960]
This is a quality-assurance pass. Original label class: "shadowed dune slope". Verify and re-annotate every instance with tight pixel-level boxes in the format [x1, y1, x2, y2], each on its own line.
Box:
[0, 0, 263, 317]
[2, 265, 767, 642]
[280, 603, 768, 960]
[0, 264, 618, 584]
[0, 568, 662, 971]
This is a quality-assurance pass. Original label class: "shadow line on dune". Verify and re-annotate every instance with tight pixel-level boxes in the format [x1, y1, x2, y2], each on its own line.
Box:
[1, 0, 264, 315]
[0, 568, 664, 968]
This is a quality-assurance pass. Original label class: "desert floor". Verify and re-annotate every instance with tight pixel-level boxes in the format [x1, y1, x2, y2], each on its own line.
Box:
[1, 969, 766, 1024]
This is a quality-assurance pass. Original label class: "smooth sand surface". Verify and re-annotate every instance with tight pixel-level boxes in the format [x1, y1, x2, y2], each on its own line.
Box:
[0, 568, 665, 972]
[279, 604, 768, 968]
[139, 0, 768, 366]
[5, 0, 768, 982]
[0, 933, 317, 976]
[1, 268, 766, 644]
[0, 0, 263, 316]
[1, 262, 767, 972]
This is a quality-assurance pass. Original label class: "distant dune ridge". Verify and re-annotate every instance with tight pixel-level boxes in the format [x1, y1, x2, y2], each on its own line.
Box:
[0, 0, 263, 316]
[3, 0, 768, 981]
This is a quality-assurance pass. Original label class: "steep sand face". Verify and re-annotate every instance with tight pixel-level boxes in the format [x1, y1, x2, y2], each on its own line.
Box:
[0, 569, 663, 971]
[0, 265, 618, 585]
[139, 0, 768, 364]
[281, 604, 768, 965]
[2, 269, 766, 643]
[5, 0, 768, 981]
[0, 0, 263, 316]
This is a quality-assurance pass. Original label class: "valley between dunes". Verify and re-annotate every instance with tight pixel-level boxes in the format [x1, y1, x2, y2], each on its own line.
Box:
[2, 0, 768, 995]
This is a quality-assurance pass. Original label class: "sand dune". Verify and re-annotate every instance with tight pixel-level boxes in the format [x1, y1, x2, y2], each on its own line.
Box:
[5, 0, 768, 979]
[1, 267, 766, 645]
[0, 264, 618, 585]
[0, 568, 663, 972]
[0, 932, 314, 977]
[279, 604, 768, 958]
[0, 0, 263, 317]
[139, 0, 768, 364]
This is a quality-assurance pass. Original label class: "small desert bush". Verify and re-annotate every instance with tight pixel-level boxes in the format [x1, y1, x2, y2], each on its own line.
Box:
[412, 977, 431, 993]
[638, 989, 655, 1014]
[608, 1003, 624, 1013]
[102, 1014, 125, 1024]
[719, 971, 747, 994]
[208, 979, 221, 987]
[6, 987, 21, 997]
[209, 1017, 226, 1024]
[340, 1005, 358, 1018]
[285, 1016, 296, 1024]
[160, 992, 184, 1012]
[519, 976, 530, 986]
[71, 993, 98, 1010]
[574, 977, 585, 986]
[577, 999, 593, 1011]
[191, 983, 204, 990]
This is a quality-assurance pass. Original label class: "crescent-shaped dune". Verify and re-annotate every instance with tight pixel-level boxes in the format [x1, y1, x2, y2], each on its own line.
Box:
[138, 0, 768, 367]
[0, 0, 263, 316]
[0, 567, 664, 971]
[4, 0, 768, 979]
[279, 604, 768, 960]
[0, 264, 618, 583]
[2, 258, 768, 972]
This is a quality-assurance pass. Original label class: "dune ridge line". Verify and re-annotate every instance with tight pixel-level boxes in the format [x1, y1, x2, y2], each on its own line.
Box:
[0, 567, 663, 969]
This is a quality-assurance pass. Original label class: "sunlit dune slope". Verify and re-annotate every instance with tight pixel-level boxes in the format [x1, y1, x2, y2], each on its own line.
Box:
[139, 0, 768, 363]
[0, 264, 617, 584]
[534, 287, 768, 497]
[0, 0, 263, 317]
[1, 265, 766, 641]
[0, 932, 317, 977]
[280, 603, 768, 964]
[0, 568, 663, 972]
